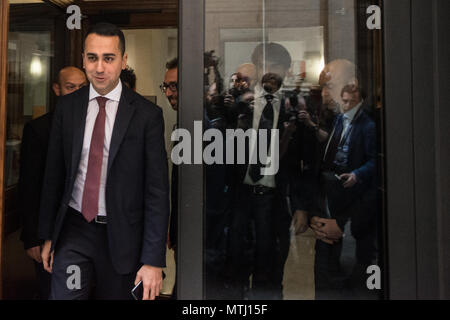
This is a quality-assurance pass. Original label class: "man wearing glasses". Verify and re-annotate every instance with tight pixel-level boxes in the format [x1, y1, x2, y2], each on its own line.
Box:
[160, 58, 179, 299]
[160, 58, 178, 111]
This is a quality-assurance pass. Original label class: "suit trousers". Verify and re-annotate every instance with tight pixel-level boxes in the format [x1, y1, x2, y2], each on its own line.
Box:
[49, 207, 138, 300]
[227, 184, 276, 300]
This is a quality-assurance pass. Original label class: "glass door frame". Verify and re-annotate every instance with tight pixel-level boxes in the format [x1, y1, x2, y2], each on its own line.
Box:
[0, 0, 10, 300]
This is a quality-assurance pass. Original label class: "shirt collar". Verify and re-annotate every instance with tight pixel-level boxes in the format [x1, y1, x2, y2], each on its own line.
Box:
[89, 80, 122, 102]
[343, 100, 363, 121]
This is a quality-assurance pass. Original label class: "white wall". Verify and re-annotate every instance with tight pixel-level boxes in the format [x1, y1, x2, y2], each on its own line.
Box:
[123, 29, 177, 153]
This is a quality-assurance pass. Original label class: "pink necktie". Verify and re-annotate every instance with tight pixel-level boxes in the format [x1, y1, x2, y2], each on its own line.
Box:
[81, 96, 108, 222]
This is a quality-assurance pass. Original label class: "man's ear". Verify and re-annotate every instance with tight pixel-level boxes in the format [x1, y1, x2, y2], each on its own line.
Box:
[52, 83, 61, 96]
[122, 53, 128, 69]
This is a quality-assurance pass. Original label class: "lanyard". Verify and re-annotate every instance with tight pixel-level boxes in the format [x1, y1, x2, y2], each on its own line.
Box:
[338, 119, 354, 148]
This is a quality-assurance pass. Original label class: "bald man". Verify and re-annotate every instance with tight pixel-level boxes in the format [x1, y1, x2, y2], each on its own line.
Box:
[52, 66, 88, 97]
[319, 59, 358, 111]
[18, 66, 87, 299]
[310, 60, 377, 299]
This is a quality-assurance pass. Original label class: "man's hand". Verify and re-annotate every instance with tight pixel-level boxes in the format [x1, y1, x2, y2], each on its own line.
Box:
[291, 210, 308, 235]
[313, 218, 343, 241]
[26, 246, 43, 263]
[223, 94, 235, 109]
[41, 240, 54, 273]
[310, 216, 342, 244]
[134, 265, 163, 300]
[310, 216, 332, 244]
[339, 172, 357, 188]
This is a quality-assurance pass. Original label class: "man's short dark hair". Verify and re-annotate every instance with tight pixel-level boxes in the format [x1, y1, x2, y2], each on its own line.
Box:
[340, 83, 360, 97]
[261, 72, 283, 90]
[120, 66, 136, 90]
[251, 43, 292, 70]
[166, 57, 178, 70]
[83, 22, 125, 56]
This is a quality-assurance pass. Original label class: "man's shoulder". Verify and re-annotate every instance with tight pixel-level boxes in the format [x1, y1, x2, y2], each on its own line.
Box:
[30, 111, 53, 129]
[55, 86, 89, 110]
[124, 86, 162, 116]
[360, 112, 375, 129]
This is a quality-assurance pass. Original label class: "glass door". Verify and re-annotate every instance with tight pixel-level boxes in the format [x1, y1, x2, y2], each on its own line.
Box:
[200, 0, 385, 300]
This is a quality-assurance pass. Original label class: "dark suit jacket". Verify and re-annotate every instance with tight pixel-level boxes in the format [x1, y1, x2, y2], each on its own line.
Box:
[324, 104, 377, 233]
[38, 85, 170, 274]
[19, 112, 53, 250]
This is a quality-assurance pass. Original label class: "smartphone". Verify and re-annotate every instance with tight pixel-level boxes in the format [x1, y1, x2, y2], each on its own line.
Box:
[131, 280, 143, 300]
[131, 272, 166, 300]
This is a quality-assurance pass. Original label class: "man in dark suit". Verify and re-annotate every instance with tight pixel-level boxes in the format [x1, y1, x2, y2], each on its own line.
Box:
[19, 66, 87, 299]
[38, 22, 169, 300]
[226, 43, 292, 300]
[311, 63, 377, 298]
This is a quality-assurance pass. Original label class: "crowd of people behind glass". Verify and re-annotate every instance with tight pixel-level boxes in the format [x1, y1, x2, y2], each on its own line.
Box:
[201, 43, 379, 300]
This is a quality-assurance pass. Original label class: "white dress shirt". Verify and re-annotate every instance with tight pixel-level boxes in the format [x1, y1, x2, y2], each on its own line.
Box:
[69, 80, 122, 217]
[244, 84, 281, 188]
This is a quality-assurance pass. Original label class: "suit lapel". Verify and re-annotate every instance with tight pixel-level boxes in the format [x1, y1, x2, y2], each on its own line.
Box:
[107, 86, 136, 174]
[71, 87, 89, 180]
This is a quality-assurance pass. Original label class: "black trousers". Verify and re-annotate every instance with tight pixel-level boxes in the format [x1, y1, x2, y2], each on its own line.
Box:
[34, 261, 51, 300]
[227, 184, 277, 300]
[271, 193, 291, 300]
[49, 207, 138, 300]
[314, 238, 346, 300]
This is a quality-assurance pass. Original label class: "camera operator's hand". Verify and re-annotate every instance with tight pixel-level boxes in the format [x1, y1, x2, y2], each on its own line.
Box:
[298, 110, 315, 128]
[223, 93, 235, 109]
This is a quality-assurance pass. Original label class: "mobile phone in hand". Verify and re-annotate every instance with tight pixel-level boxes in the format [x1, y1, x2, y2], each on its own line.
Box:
[131, 272, 166, 300]
[131, 280, 143, 300]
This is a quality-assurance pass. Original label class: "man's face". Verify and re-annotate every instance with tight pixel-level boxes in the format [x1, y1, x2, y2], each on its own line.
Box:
[53, 67, 87, 96]
[83, 33, 127, 95]
[164, 67, 178, 111]
[341, 91, 361, 113]
[256, 60, 287, 86]
[230, 74, 239, 88]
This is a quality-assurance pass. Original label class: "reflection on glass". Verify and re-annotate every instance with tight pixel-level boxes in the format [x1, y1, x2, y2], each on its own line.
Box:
[204, 0, 384, 300]
[6, 31, 51, 187]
